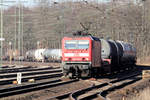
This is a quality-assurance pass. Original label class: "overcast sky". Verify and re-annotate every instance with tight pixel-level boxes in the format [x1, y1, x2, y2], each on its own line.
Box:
[1, 0, 111, 8]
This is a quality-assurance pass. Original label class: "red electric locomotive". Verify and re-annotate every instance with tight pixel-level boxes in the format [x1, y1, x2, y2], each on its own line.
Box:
[62, 35, 102, 78]
[62, 35, 136, 78]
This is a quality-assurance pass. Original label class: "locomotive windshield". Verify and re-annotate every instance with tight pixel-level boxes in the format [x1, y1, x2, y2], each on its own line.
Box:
[65, 40, 89, 49]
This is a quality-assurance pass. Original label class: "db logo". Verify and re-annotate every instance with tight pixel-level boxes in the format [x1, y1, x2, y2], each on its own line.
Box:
[74, 53, 79, 56]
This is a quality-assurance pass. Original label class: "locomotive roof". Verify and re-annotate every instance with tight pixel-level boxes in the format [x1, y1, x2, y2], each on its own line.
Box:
[64, 35, 100, 41]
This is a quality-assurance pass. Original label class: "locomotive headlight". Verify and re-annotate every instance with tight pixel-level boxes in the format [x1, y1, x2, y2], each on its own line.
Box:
[65, 58, 68, 60]
[65, 58, 72, 61]
[85, 58, 89, 60]
[82, 58, 89, 61]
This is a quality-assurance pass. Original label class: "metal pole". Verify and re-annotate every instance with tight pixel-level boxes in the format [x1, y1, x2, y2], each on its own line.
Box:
[0, 0, 3, 68]
[14, 1, 17, 51]
[61, 0, 65, 49]
[62, 0, 65, 35]
[18, 0, 21, 57]
[21, 4, 23, 57]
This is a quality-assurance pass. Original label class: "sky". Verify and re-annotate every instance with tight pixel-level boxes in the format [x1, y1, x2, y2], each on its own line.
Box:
[0, 0, 111, 8]
[0, 0, 140, 9]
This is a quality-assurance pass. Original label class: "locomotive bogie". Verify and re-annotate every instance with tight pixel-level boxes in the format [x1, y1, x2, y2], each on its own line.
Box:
[62, 63, 91, 78]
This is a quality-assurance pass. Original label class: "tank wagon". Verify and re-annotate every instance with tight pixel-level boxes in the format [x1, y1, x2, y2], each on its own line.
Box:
[43, 49, 62, 62]
[62, 35, 136, 78]
[25, 49, 62, 62]
[34, 49, 46, 62]
[25, 49, 46, 62]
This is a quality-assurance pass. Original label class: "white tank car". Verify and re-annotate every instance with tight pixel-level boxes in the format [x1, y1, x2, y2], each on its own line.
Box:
[34, 49, 46, 61]
[43, 49, 62, 61]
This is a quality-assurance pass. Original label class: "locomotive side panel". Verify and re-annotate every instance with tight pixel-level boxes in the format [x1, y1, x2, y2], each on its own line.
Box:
[92, 40, 101, 67]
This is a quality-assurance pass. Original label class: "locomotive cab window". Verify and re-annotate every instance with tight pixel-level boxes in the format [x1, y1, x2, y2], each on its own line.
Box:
[78, 40, 89, 49]
[65, 40, 76, 49]
[65, 40, 89, 49]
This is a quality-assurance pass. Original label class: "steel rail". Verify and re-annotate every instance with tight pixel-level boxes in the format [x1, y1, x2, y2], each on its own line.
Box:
[0, 68, 62, 78]
[0, 79, 78, 98]
[69, 73, 141, 100]
[0, 72, 63, 85]
[47, 92, 72, 100]
[0, 67, 59, 74]
[79, 77, 141, 100]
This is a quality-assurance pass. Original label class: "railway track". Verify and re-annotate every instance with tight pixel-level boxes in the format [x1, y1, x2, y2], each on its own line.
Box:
[0, 68, 62, 78]
[0, 66, 59, 74]
[0, 71, 63, 85]
[70, 73, 141, 100]
[0, 78, 78, 98]
[2, 61, 60, 68]
[48, 72, 141, 100]
[0, 66, 62, 85]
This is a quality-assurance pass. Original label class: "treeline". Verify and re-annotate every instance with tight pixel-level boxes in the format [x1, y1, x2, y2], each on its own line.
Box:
[1, 0, 150, 61]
